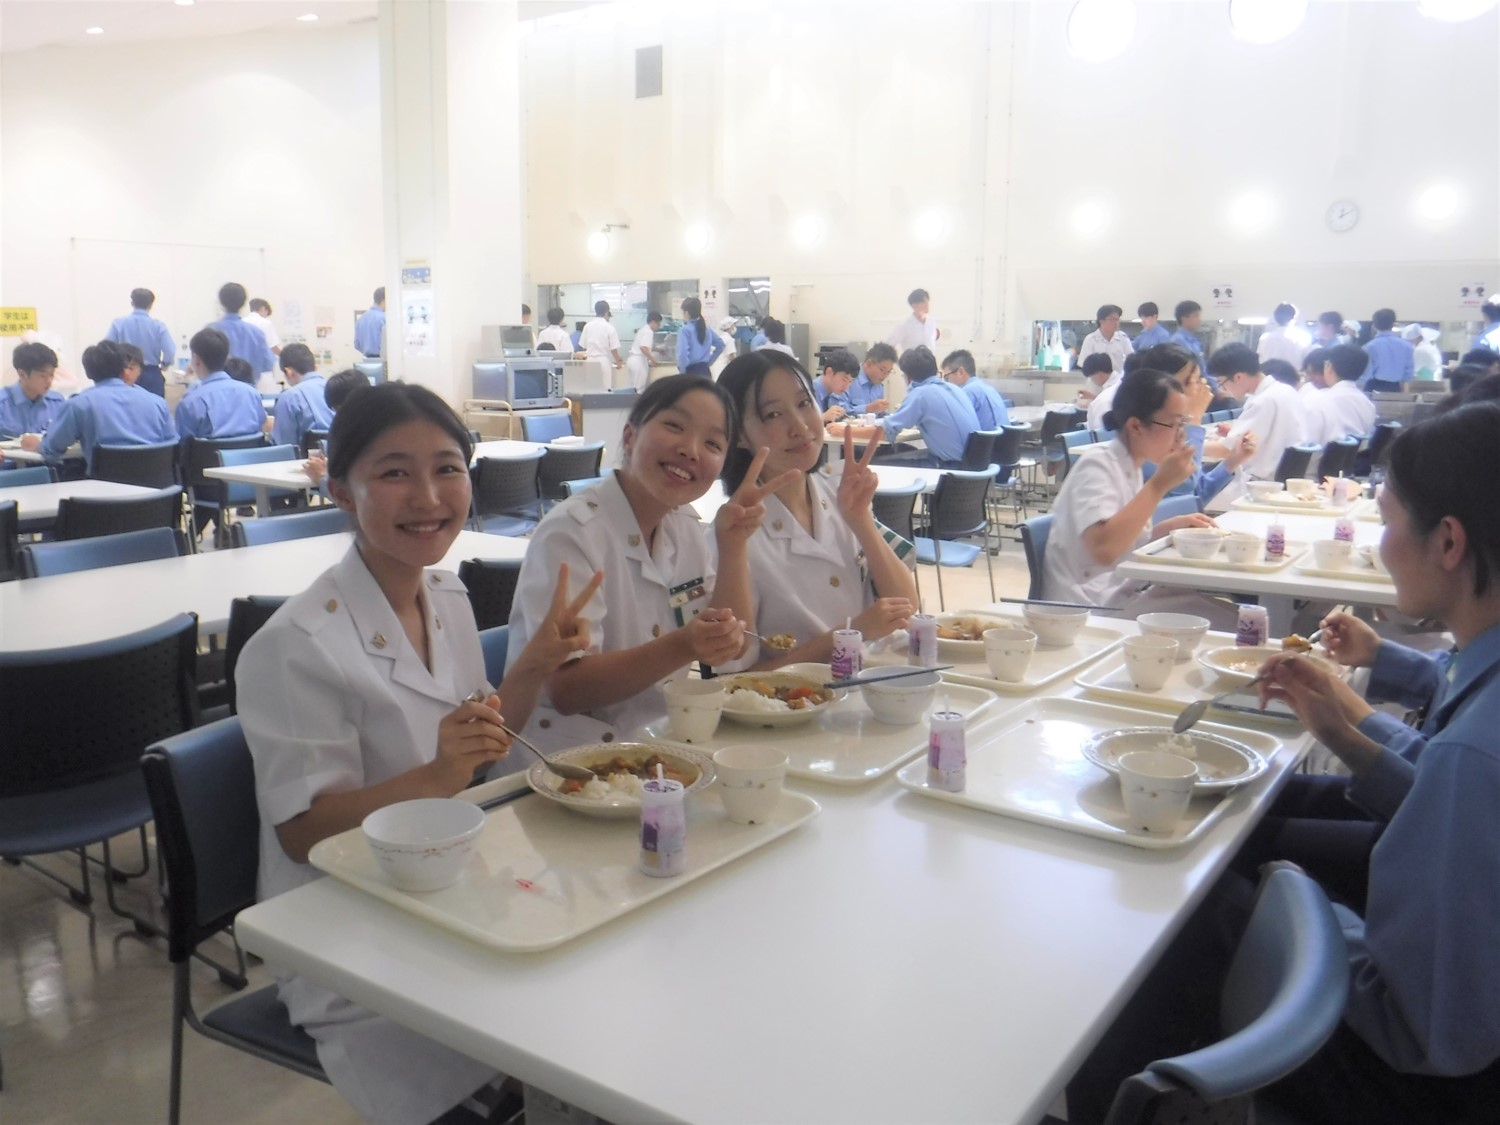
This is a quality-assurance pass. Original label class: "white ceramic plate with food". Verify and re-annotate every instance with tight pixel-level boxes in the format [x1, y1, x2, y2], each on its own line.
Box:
[1196, 645, 1336, 688]
[719, 664, 844, 728]
[1080, 726, 1267, 793]
[526, 742, 715, 819]
[932, 611, 1013, 657]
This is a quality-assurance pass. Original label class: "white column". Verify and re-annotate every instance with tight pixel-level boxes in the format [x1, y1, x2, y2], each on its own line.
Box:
[378, 0, 524, 407]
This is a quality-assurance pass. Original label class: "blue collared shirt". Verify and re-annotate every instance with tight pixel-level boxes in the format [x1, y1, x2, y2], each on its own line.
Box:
[42, 378, 175, 471]
[1133, 324, 1171, 350]
[812, 377, 834, 411]
[880, 377, 981, 464]
[1333, 623, 1500, 1077]
[105, 309, 176, 368]
[960, 378, 1010, 430]
[210, 313, 275, 375]
[0, 383, 67, 438]
[750, 331, 768, 350]
[270, 373, 333, 447]
[1168, 327, 1207, 372]
[839, 371, 888, 413]
[354, 307, 386, 357]
[174, 371, 268, 441]
[1140, 423, 1229, 507]
[675, 323, 725, 370]
[1362, 331, 1414, 387]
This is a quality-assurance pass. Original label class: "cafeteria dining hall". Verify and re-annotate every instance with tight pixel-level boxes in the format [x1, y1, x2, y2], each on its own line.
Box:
[2, 0, 1499, 1122]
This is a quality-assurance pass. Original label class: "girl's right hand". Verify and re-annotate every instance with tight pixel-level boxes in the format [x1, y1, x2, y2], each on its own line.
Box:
[431, 693, 511, 793]
[1319, 610, 1381, 668]
[681, 607, 744, 667]
[853, 597, 914, 642]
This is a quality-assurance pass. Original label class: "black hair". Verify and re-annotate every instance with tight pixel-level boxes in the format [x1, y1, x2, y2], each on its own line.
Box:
[1482, 300, 1500, 324]
[521, 304, 531, 316]
[681, 296, 706, 344]
[373, 287, 386, 305]
[1080, 353, 1113, 378]
[1319, 310, 1343, 329]
[762, 317, 787, 345]
[1096, 304, 1123, 323]
[547, 306, 566, 326]
[280, 342, 317, 375]
[325, 368, 370, 412]
[717, 352, 816, 492]
[13, 341, 58, 373]
[537, 342, 555, 351]
[1372, 308, 1397, 332]
[81, 339, 127, 383]
[594, 300, 611, 317]
[942, 349, 977, 378]
[119, 342, 144, 368]
[1103, 368, 1183, 434]
[130, 287, 155, 310]
[624, 372, 738, 467]
[1136, 342, 1195, 378]
[1261, 358, 1300, 388]
[1207, 343, 1259, 380]
[822, 348, 859, 377]
[907, 289, 929, 306]
[327, 381, 472, 482]
[647, 310, 663, 325]
[250, 298, 272, 315]
[1174, 300, 1201, 322]
[1272, 303, 1296, 326]
[1324, 344, 1368, 383]
[190, 328, 231, 371]
[1448, 364, 1490, 396]
[1121, 351, 1144, 377]
[1302, 347, 1329, 375]
[1137, 301, 1159, 318]
[218, 282, 247, 312]
[225, 357, 256, 385]
[898, 346, 938, 383]
[1460, 347, 1500, 370]
[1437, 374, 1500, 414]
[865, 342, 898, 365]
[1386, 402, 1500, 597]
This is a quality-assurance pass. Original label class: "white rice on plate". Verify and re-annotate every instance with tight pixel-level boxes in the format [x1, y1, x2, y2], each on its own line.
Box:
[725, 689, 792, 713]
[566, 772, 648, 802]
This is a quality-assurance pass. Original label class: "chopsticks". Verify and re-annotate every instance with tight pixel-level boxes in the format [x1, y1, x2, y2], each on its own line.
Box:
[999, 597, 1120, 613]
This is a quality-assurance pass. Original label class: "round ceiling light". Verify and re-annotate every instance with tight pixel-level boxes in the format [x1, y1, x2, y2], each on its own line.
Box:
[1067, 0, 1137, 61]
[790, 214, 826, 250]
[1228, 191, 1276, 234]
[1229, 0, 1308, 43]
[1072, 200, 1108, 237]
[586, 231, 611, 259]
[1415, 183, 1459, 222]
[684, 221, 714, 255]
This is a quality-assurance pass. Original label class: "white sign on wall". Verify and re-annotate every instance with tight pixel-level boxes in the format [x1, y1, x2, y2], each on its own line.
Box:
[1460, 282, 1490, 309]
[402, 287, 435, 358]
[1210, 284, 1235, 310]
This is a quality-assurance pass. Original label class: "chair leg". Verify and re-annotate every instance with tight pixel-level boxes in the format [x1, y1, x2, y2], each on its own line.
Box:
[934, 539, 946, 611]
[10, 849, 95, 906]
[170, 960, 188, 1125]
[102, 837, 166, 940]
[985, 533, 997, 603]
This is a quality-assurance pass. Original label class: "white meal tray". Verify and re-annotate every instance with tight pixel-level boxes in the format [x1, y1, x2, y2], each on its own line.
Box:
[1350, 497, 1382, 523]
[875, 610, 1124, 696]
[1132, 536, 1305, 573]
[894, 696, 1284, 850]
[641, 681, 1000, 785]
[307, 774, 820, 952]
[1230, 494, 1353, 515]
[1074, 631, 1299, 724]
[1291, 548, 1394, 585]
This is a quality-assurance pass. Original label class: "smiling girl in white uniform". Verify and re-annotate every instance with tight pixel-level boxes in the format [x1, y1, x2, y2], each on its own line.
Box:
[716, 352, 917, 667]
[237, 383, 599, 1125]
[506, 373, 796, 749]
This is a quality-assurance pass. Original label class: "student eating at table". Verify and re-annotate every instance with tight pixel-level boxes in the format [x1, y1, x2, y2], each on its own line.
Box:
[173, 328, 268, 442]
[831, 345, 980, 468]
[26, 338, 174, 472]
[268, 342, 335, 449]
[237, 382, 600, 1125]
[1134, 342, 1257, 507]
[715, 352, 917, 668]
[0, 341, 67, 440]
[506, 373, 793, 750]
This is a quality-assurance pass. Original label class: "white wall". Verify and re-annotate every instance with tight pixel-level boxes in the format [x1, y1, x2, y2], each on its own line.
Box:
[0, 21, 384, 385]
[520, 0, 1499, 365]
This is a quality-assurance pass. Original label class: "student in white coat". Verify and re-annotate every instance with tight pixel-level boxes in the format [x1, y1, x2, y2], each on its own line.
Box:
[715, 352, 917, 668]
[1203, 343, 1308, 506]
[506, 374, 798, 749]
[626, 310, 662, 392]
[237, 383, 600, 1125]
[1303, 344, 1376, 445]
[578, 300, 623, 386]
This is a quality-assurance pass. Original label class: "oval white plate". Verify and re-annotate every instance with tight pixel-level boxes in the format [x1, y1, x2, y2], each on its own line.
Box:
[1081, 726, 1267, 793]
[526, 742, 715, 819]
[719, 664, 844, 728]
[932, 611, 1012, 658]
[1197, 645, 1335, 687]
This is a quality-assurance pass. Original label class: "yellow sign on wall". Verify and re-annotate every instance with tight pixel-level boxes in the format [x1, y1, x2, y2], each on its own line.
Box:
[0, 308, 38, 335]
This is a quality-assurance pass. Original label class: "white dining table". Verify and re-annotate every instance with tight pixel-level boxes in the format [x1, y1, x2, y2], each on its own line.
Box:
[471, 438, 548, 460]
[689, 463, 949, 522]
[0, 529, 528, 652]
[202, 461, 316, 517]
[0, 478, 158, 526]
[236, 608, 1316, 1125]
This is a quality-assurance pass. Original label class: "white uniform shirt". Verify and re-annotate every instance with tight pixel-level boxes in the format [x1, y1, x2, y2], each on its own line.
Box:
[244, 311, 281, 352]
[1086, 371, 1123, 431]
[1042, 439, 1150, 608]
[506, 471, 716, 748]
[1302, 379, 1376, 445]
[578, 316, 621, 377]
[1413, 341, 1444, 379]
[1211, 377, 1310, 504]
[887, 313, 938, 355]
[1256, 325, 1310, 367]
[237, 546, 497, 1124]
[626, 324, 655, 391]
[1078, 329, 1134, 374]
[536, 324, 573, 353]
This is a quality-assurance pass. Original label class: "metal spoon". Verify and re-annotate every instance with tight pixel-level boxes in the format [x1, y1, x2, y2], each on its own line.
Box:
[464, 691, 595, 781]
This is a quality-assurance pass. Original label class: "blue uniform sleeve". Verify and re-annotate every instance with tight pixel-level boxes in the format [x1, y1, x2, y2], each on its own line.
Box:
[105, 319, 123, 343]
[0, 392, 21, 439]
[676, 330, 690, 370]
[1367, 642, 1446, 711]
[270, 393, 300, 447]
[158, 322, 176, 367]
[42, 399, 81, 460]
[173, 393, 200, 439]
[150, 395, 174, 441]
[708, 331, 725, 364]
[880, 386, 924, 440]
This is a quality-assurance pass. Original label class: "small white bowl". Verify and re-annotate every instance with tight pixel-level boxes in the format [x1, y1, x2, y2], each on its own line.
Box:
[1362, 545, 1389, 575]
[1246, 481, 1285, 501]
[860, 667, 941, 725]
[1022, 605, 1089, 646]
[1285, 477, 1319, 498]
[1222, 532, 1262, 566]
[1311, 538, 1353, 569]
[1171, 528, 1224, 560]
[1137, 612, 1211, 663]
[362, 798, 485, 893]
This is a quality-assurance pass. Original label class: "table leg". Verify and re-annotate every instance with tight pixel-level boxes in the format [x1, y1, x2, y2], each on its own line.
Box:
[255, 485, 272, 518]
[1263, 595, 1296, 636]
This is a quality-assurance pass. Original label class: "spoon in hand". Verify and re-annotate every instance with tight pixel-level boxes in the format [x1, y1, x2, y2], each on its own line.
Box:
[465, 691, 595, 781]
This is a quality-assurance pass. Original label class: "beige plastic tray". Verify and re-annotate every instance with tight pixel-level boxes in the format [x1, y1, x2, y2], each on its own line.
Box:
[1292, 548, 1394, 585]
[1132, 536, 1304, 573]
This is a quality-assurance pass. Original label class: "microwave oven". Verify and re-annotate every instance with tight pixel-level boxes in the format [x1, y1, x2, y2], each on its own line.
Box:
[470, 357, 566, 409]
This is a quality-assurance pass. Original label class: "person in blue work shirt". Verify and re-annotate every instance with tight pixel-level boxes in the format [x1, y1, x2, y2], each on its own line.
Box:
[812, 348, 859, 424]
[174, 327, 268, 442]
[0, 341, 67, 440]
[105, 287, 176, 398]
[1362, 307, 1414, 393]
[210, 282, 276, 376]
[354, 287, 386, 358]
[1132, 301, 1170, 350]
[1168, 300, 1208, 375]
[835, 346, 980, 468]
[675, 296, 725, 375]
[270, 343, 334, 449]
[838, 342, 900, 414]
[940, 348, 1010, 430]
[28, 338, 173, 472]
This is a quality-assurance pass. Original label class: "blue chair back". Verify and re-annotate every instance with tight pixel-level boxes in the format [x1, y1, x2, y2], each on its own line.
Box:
[872, 479, 924, 544]
[992, 424, 1030, 482]
[539, 441, 607, 502]
[1061, 429, 1095, 475]
[218, 444, 299, 506]
[225, 596, 288, 714]
[1151, 494, 1200, 524]
[521, 413, 574, 443]
[459, 558, 523, 631]
[1019, 513, 1052, 600]
[561, 475, 607, 497]
[0, 500, 16, 582]
[479, 626, 509, 686]
[21, 526, 186, 578]
[0, 465, 57, 486]
[230, 506, 349, 548]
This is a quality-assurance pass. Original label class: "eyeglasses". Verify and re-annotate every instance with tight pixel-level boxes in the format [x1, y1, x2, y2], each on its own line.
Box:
[940, 369, 959, 379]
[1147, 418, 1190, 434]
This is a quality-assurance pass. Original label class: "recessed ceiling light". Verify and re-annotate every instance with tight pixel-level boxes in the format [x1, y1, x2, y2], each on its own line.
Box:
[1228, 191, 1276, 234]
[296, 13, 319, 22]
[1071, 200, 1108, 237]
[1067, 0, 1136, 62]
[86, 26, 104, 35]
[683, 222, 714, 255]
[174, 0, 195, 7]
[586, 231, 611, 259]
[1229, 0, 1308, 44]
[1415, 183, 1460, 222]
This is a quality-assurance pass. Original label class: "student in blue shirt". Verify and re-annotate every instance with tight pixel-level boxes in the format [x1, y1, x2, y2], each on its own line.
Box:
[839, 343, 900, 414]
[353, 287, 386, 358]
[270, 343, 334, 449]
[812, 348, 859, 424]
[1363, 307, 1415, 393]
[0, 341, 67, 440]
[675, 296, 725, 375]
[1132, 301, 1170, 350]
[210, 282, 275, 376]
[31, 339, 173, 472]
[837, 346, 980, 467]
[174, 328, 268, 442]
[105, 287, 176, 398]
[940, 348, 1009, 430]
[1168, 299, 1208, 375]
